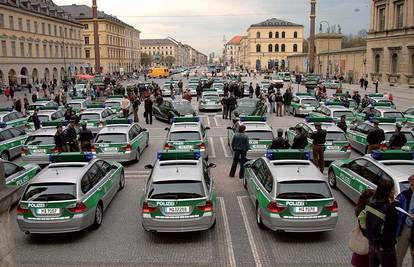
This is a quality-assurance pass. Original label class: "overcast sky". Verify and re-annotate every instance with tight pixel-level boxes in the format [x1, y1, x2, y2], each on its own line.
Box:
[54, 0, 371, 55]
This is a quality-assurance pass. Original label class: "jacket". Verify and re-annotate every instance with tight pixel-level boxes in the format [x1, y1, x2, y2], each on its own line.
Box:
[367, 127, 385, 145]
[396, 190, 414, 238]
[231, 133, 250, 152]
[291, 134, 308, 149]
[270, 137, 290, 149]
[389, 132, 407, 148]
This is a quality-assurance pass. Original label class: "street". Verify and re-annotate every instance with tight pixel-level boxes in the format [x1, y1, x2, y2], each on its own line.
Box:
[6, 75, 413, 267]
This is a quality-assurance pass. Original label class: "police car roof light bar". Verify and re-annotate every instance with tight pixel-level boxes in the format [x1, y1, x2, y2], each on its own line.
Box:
[173, 116, 200, 123]
[296, 93, 312, 97]
[373, 102, 393, 107]
[240, 116, 267, 122]
[324, 100, 344, 106]
[39, 106, 59, 111]
[0, 107, 14, 112]
[368, 117, 397, 123]
[157, 150, 201, 160]
[305, 116, 334, 123]
[108, 95, 124, 99]
[369, 93, 384, 97]
[371, 150, 414, 160]
[41, 120, 69, 127]
[266, 149, 311, 160]
[106, 118, 133, 125]
[49, 152, 94, 163]
[0, 122, 7, 128]
[86, 103, 106, 109]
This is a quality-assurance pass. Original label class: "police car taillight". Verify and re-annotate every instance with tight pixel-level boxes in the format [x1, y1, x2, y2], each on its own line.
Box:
[91, 145, 96, 153]
[51, 147, 59, 153]
[198, 143, 206, 151]
[267, 201, 285, 213]
[123, 143, 132, 151]
[21, 147, 27, 156]
[98, 120, 104, 127]
[142, 202, 156, 213]
[68, 202, 88, 213]
[379, 143, 389, 150]
[163, 143, 173, 150]
[325, 201, 338, 212]
[344, 144, 352, 150]
[16, 204, 29, 215]
[197, 201, 213, 212]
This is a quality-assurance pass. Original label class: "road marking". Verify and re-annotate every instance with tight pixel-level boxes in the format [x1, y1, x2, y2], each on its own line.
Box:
[206, 116, 211, 127]
[214, 116, 220, 127]
[220, 137, 230, 158]
[218, 197, 236, 267]
[209, 137, 216, 158]
[237, 196, 263, 267]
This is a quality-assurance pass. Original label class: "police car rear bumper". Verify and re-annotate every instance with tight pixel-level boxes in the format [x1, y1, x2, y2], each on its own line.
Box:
[263, 213, 338, 233]
[22, 155, 50, 165]
[142, 212, 215, 233]
[246, 149, 268, 158]
[95, 152, 133, 162]
[17, 210, 94, 234]
[321, 150, 352, 161]
[199, 104, 221, 110]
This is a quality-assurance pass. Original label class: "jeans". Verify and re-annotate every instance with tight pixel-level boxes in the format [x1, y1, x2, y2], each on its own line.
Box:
[229, 150, 247, 178]
[312, 144, 325, 173]
[144, 111, 152, 124]
[369, 245, 397, 267]
[396, 225, 414, 267]
[222, 105, 228, 119]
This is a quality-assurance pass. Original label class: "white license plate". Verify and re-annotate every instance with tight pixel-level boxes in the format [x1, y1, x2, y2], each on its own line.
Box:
[253, 145, 267, 149]
[178, 145, 193, 150]
[327, 146, 341, 150]
[87, 123, 95, 127]
[294, 207, 318, 213]
[36, 208, 60, 215]
[103, 147, 118, 152]
[32, 149, 46, 154]
[164, 206, 190, 213]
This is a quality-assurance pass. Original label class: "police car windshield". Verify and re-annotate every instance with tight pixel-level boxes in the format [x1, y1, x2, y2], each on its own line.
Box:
[333, 111, 354, 118]
[169, 131, 201, 141]
[23, 183, 76, 201]
[385, 132, 414, 141]
[172, 102, 192, 108]
[68, 103, 81, 109]
[105, 102, 120, 107]
[28, 115, 49, 123]
[96, 133, 126, 143]
[381, 163, 414, 176]
[326, 132, 347, 141]
[383, 112, 404, 118]
[302, 99, 318, 106]
[25, 135, 54, 145]
[80, 114, 100, 120]
[148, 181, 205, 199]
[277, 181, 332, 199]
[245, 131, 273, 140]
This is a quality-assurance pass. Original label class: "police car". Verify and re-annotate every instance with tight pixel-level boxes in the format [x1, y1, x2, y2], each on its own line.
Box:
[188, 83, 198, 96]
[94, 119, 149, 162]
[79, 106, 118, 134]
[346, 119, 414, 154]
[4, 160, 40, 188]
[244, 149, 338, 232]
[66, 98, 89, 114]
[309, 103, 356, 123]
[104, 95, 130, 113]
[164, 117, 210, 160]
[212, 82, 224, 95]
[16, 153, 125, 234]
[0, 124, 27, 161]
[289, 93, 319, 116]
[286, 118, 352, 161]
[328, 150, 414, 202]
[227, 116, 274, 158]
[368, 93, 395, 107]
[27, 109, 65, 132]
[141, 150, 216, 233]
[0, 108, 28, 130]
[356, 105, 407, 123]
[27, 99, 59, 114]
[261, 82, 270, 94]
[403, 107, 414, 128]
[199, 92, 221, 111]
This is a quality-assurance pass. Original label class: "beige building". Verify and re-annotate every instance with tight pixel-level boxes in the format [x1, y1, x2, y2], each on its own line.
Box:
[61, 4, 141, 74]
[0, 0, 84, 86]
[367, 0, 414, 86]
[243, 18, 304, 71]
[224, 35, 242, 69]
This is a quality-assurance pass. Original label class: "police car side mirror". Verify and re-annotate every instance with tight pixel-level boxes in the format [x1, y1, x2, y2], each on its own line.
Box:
[144, 164, 153, 170]
[207, 163, 216, 169]
[111, 164, 118, 170]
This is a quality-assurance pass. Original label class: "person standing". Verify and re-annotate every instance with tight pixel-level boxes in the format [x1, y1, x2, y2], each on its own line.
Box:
[283, 88, 293, 115]
[65, 120, 79, 152]
[364, 79, 369, 91]
[227, 94, 236, 120]
[121, 95, 131, 118]
[255, 83, 261, 98]
[389, 123, 407, 149]
[248, 83, 254, 98]
[374, 79, 379, 94]
[367, 121, 385, 153]
[23, 95, 29, 115]
[221, 95, 229, 120]
[132, 95, 140, 123]
[352, 91, 361, 108]
[15, 98, 22, 113]
[79, 122, 94, 152]
[144, 96, 153, 125]
[229, 125, 250, 179]
[269, 129, 290, 149]
[54, 124, 67, 152]
[10, 86, 14, 100]
[291, 126, 308, 149]
[310, 122, 327, 173]
[275, 91, 284, 117]
[365, 179, 398, 267]
[28, 83, 32, 94]
[337, 115, 348, 133]
[360, 77, 365, 89]
[32, 109, 41, 131]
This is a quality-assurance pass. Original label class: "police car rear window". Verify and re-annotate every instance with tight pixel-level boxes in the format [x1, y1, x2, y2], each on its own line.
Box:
[25, 135, 54, 145]
[383, 112, 404, 118]
[169, 131, 201, 141]
[96, 133, 126, 144]
[148, 181, 205, 199]
[68, 103, 81, 109]
[246, 131, 274, 140]
[333, 111, 354, 118]
[277, 181, 332, 199]
[385, 132, 414, 141]
[302, 99, 317, 105]
[326, 132, 347, 141]
[37, 115, 50, 122]
[105, 102, 120, 107]
[80, 114, 100, 120]
[22, 183, 76, 201]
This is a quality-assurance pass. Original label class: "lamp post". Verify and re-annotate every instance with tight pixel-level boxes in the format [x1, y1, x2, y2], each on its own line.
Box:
[92, 0, 101, 74]
[309, 0, 316, 73]
[319, 20, 331, 79]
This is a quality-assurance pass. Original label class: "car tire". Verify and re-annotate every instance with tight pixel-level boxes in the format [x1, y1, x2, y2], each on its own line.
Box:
[91, 203, 103, 229]
[0, 151, 9, 161]
[209, 219, 217, 230]
[256, 203, 266, 230]
[119, 171, 125, 191]
[328, 169, 337, 189]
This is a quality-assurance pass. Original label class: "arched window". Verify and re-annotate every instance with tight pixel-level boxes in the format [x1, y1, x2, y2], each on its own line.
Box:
[275, 44, 279, 52]
[275, 32, 279, 38]
[256, 44, 261, 53]
[281, 44, 286, 52]
[256, 32, 261, 39]
[391, 53, 399, 74]
[268, 44, 273, 52]
[294, 31, 298, 38]
[282, 31, 285, 38]
[293, 44, 298, 52]
[268, 32, 273, 38]
[375, 54, 380, 73]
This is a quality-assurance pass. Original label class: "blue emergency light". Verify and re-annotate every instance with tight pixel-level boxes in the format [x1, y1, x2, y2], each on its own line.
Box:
[368, 117, 396, 123]
[0, 122, 7, 128]
[49, 152, 94, 163]
[157, 150, 201, 160]
[173, 116, 200, 123]
[0, 107, 13, 112]
[239, 116, 267, 122]
[266, 149, 311, 160]
[371, 150, 414, 160]
[305, 116, 334, 123]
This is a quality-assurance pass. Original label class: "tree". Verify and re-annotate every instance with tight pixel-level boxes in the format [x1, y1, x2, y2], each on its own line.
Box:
[163, 56, 176, 67]
[140, 53, 152, 67]
[342, 29, 368, 49]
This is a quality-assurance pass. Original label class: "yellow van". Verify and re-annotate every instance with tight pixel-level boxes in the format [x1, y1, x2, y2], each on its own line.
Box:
[148, 67, 170, 78]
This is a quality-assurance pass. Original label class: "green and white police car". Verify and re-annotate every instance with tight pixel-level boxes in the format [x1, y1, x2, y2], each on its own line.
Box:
[328, 150, 414, 202]
[199, 92, 221, 111]
[403, 107, 414, 128]
[27, 100, 59, 115]
[94, 119, 149, 162]
[104, 95, 131, 114]
[141, 150, 216, 233]
[244, 149, 338, 232]
[309, 104, 356, 123]
[227, 116, 274, 158]
[212, 82, 224, 96]
[66, 98, 89, 114]
[286, 118, 352, 161]
[289, 93, 319, 117]
[0, 108, 28, 131]
[188, 83, 198, 96]
[79, 106, 119, 134]
[0, 124, 27, 161]
[356, 106, 407, 123]
[4, 160, 40, 188]
[163, 117, 210, 160]
[27, 109, 65, 132]
[16, 153, 125, 234]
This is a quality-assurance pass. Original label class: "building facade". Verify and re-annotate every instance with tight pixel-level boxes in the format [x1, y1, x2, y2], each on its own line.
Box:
[61, 4, 141, 74]
[0, 0, 84, 86]
[367, 0, 414, 86]
[223, 35, 242, 70]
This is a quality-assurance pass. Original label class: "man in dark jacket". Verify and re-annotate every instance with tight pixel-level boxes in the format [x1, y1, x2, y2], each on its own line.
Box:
[65, 120, 79, 152]
[229, 125, 250, 179]
[270, 129, 290, 149]
[79, 122, 93, 152]
[337, 115, 347, 133]
[32, 109, 41, 130]
[221, 96, 229, 120]
[389, 123, 407, 149]
[283, 88, 293, 115]
[367, 121, 385, 153]
[255, 84, 261, 98]
[54, 124, 67, 152]
[248, 83, 254, 98]
[310, 122, 327, 173]
[144, 96, 153, 125]
[352, 91, 361, 108]
[227, 95, 237, 120]
[291, 126, 308, 149]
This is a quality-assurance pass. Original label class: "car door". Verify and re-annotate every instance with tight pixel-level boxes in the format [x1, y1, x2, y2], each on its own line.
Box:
[246, 159, 263, 203]
[96, 160, 118, 202]
[341, 158, 371, 202]
[8, 127, 26, 158]
[202, 161, 215, 201]
[4, 161, 24, 186]
[0, 129, 18, 159]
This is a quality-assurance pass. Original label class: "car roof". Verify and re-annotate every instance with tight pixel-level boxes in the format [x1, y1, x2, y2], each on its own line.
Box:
[37, 110, 58, 116]
[29, 162, 91, 184]
[298, 96, 316, 100]
[366, 157, 414, 183]
[240, 121, 272, 131]
[98, 125, 131, 135]
[29, 127, 58, 136]
[304, 122, 343, 132]
[30, 101, 50, 105]
[325, 106, 351, 112]
[81, 108, 105, 113]
[363, 122, 410, 132]
[152, 160, 203, 182]
[376, 108, 399, 113]
[105, 99, 122, 103]
[266, 159, 325, 182]
[170, 122, 201, 132]
[67, 100, 86, 104]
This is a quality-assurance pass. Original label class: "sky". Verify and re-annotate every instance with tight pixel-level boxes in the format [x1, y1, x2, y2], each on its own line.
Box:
[54, 0, 371, 55]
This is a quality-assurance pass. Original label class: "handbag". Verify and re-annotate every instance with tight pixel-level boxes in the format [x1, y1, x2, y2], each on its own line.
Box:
[348, 225, 369, 255]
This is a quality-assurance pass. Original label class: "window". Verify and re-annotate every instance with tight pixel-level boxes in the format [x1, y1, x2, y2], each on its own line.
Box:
[268, 44, 273, 52]
[88, 164, 104, 188]
[84, 36, 89, 45]
[348, 159, 369, 177]
[293, 44, 298, 52]
[9, 127, 23, 137]
[275, 44, 279, 52]
[35, 44, 39, 57]
[391, 53, 399, 74]
[55, 45, 59, 57]
[41, 22, 45, 34]
[396, 3, 404, 28]
[4, 162, 20, 178]
[26, 19, 30, 32]
[84, 24, 88, 29]
[282, 31, 285, 38]
[256, 32, 261, 39]
[20, 42, 24, 57]
[9, 16, 14, 30]
[49, 45, 53, 58]
[28, 43, 32, 57]
[43, 44, 47, 58]
[54, 25, 57, 36]
[96, 160, 111, 174]
[1, 41, 6, 57]
[281, 44, 286, 52]
[0, 14, 4, 28]
[275, 32, 279, 38]
[0, 129, 12, 140]
[70, 46, 73, 58]
[85, 49, 90, 59]
[378, 7, 386, 31]
[375, 54, 381, 73]
[18, 18, 22, 31]
[268, 32, 273, 38]
[34, 21, 38, 33]
[294, 31, 298, 38]
[48, 24, 51, 35]
[256, 44, 261, 53]
[411, 53, 414, 75]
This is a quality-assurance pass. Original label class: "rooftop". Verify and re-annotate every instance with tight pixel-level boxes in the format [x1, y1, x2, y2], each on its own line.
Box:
[140, 38, 177, 46]
[227, 36, 242, 45]
[250, 18, 302, 28]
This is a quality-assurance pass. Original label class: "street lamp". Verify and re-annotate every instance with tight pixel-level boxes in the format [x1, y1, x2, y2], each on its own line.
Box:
[319, 20, 331, 79]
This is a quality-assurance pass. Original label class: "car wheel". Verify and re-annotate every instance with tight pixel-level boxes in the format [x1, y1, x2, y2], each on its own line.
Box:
[0, 151, 9, 161]
[328, 169, 337, 189]
[91, 203, 103, 229]
[256, 203, 266, 230]
[209, 219, 216, 229]
[119, 171, 125, 191]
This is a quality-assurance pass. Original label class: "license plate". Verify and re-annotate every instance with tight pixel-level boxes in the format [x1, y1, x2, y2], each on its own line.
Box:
[178, 145, 193, 150]
[36, 208, 60, 215]
[32, 149, 46, 154]
[326, 146, 341, 150]
[87, 123, 95, 127]
[253, 145, 267, 149]
[294, 207, 318, 213]
[104, 147, 118, 152]
[164, 206, 190, 213]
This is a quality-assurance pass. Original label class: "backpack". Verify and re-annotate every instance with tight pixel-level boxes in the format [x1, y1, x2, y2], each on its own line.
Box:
[358, 204, 386, 238]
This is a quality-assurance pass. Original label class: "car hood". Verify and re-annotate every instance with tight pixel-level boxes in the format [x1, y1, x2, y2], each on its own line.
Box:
[175, 106, 195, 115]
